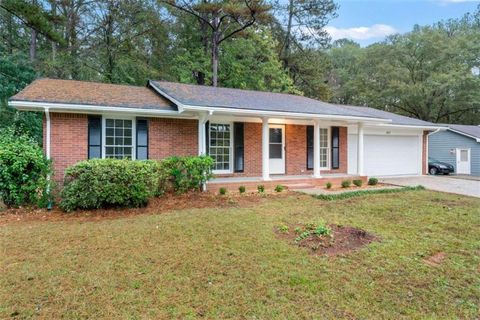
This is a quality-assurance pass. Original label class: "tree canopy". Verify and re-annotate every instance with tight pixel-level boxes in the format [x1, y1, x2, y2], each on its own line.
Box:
[0, 0, 478, 144]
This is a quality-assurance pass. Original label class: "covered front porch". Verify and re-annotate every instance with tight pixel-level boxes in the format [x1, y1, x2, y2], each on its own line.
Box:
[195, 110, 382, 184]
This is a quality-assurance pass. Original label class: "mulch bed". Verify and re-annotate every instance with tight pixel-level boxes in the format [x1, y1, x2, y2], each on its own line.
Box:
[323, 183, 387, 192]
[276, 224, 377, 257]
[0, 192, 292, 225]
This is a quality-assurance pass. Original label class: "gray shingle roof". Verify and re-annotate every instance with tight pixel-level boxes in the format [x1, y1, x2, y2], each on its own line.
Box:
[448, 124, 480, 139]
[339, 105, 437, 126]
[149, 81, 383, 119]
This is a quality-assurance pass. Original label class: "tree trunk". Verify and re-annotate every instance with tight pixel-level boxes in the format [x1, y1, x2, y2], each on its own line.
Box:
[51, 0, 57, 64]
[211, 16, 220, 87]
[29, 28, 37, 63]
[283, 0, 294, 68]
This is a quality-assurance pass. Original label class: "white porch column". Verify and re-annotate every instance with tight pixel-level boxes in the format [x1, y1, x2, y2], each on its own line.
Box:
[357, 122, 364, 175]
[198, 113, 207, 155]
[262, 117, 271, 181]
[313, 120, 321, 178]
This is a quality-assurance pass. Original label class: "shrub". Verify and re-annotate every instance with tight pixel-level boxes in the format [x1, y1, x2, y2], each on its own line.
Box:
[325, 182, 332, 189]
[274, 185, 285, 192]
[368, 177, 378, 186]
[278, 225, 289, 233]
[341, 180, 351, 188]
[0, 129, 52, 207]
[353, 179, 363, 187]
[238, 186, 246, 194]
[257, 185, 265, 193]
[60, 159, 160, 212]
[219, 187, 227, 195]
[294, 222, 331, 242]
[159, 156, 214, 193]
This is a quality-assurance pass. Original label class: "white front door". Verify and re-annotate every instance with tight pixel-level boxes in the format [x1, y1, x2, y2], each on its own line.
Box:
[456, 148, 471, 174]
[269, 125, 285, 174]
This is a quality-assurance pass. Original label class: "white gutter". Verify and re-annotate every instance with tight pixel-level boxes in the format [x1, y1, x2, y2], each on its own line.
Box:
[181, 105, 391, 123]
[377, 124, 446, 130]
[8, 100, 194, 118]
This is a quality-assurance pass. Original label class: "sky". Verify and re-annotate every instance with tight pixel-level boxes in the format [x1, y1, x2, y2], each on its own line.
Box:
[326, 0, 479, 46]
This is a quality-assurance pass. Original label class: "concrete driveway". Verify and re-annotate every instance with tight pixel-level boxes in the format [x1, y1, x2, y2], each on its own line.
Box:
[380, 176, 480, 198]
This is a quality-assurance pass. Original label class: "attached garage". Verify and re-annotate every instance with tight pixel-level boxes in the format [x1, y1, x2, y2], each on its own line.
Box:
[348, 128, 423, 176]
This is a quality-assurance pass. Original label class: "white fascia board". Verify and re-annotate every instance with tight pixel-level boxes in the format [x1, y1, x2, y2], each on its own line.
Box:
[181, 105, 391, 123]
[375, 123, 446, 130]
[8, 100, 195, 118]
[447, 128, 480, 143]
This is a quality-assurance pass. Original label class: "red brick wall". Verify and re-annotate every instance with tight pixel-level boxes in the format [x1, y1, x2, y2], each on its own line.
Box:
[45, 113, 88, 181]
[148, 118, 198, 159]
[285, 124, 308, 175]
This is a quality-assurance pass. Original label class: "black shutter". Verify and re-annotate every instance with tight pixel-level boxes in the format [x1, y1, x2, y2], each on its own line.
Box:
[88, 115, 102, 159]
[306, 125, 313, 170]
[233, 122, 244, 172]
[205, 121, 210, 155]
[331, 127, 339, 169]
[136, 118, 148, 160]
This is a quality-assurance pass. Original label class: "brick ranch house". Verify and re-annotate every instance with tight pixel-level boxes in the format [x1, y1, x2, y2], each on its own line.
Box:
[9, 78, 441, 190]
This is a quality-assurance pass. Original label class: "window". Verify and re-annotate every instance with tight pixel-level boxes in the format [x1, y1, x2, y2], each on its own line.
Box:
[105, 119, 133, 159]
[209, 123, 231, 171]
[269, 128, 283, 159]
[320, 128, 329, 168]
[460, 149, 468, 162]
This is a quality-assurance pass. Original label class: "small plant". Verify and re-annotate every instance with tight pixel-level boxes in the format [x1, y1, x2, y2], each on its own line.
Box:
[278, 225, 289, 233]
[274, 185, 285, 192]
[325, 182, 332, 189]
[238, 185, 246, 194]
[257, 185, 265, 193]
[353, 179, 363, 187]
[294, 222, 331, 242]
[341, 180, 351, 188]
[219, 187, 227, 195]
[368, 177, 378, 186]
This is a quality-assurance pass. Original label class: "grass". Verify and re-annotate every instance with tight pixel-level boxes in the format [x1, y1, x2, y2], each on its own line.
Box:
[313, 185, 425, 201]
[1, 190, 479, 319]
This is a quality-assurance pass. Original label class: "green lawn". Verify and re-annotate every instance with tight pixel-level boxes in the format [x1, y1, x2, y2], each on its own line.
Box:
[1, 190, 479, 319]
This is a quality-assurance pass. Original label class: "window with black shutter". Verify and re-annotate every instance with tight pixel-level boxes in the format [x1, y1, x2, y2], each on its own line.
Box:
[88, 115, 102, 159]
[136, 119, 148, 160]
[331, 127, 340, 169]
[233, 122, 244, 172]
[306, 126, 313, 170]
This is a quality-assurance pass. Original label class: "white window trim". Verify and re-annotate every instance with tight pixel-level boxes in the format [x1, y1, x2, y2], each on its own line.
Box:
[319, 126, 331, 170]
[102, 115, 136, 160]
[209, 121, 234, 174]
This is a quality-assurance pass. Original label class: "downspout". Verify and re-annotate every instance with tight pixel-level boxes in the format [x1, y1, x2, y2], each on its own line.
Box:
[45, 108, 52, 210]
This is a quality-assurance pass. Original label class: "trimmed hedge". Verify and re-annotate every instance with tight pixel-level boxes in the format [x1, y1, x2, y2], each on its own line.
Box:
[0, 129, 51, 207]
[60, 156, 214, 212]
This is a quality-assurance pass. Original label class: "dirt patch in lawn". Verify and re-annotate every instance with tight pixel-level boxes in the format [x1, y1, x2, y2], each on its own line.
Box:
[0, 192, 291, 225]
[423, 252, 447, 267]
[276, 224, 377, 257]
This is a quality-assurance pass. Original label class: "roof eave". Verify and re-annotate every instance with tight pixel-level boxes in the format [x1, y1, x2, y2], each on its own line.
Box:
[8, 100, 193, 118]
[447, 128, 480, 142]
[376, 123, 446, 130]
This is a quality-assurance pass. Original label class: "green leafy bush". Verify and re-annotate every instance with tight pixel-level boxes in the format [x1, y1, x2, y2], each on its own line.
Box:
[278, 225, 289, 233]
[353, 179, 363, 187]
[257, 185, 265, 193]
[368, 177, 378, 186]
[159, 156, 214, 193]
[0, 129, 51, 207]
[219, 187, 227, 195]
[60, 159, 161, 212]
[341, 180, 351, 188]
[238, 186, 246, 194]
[325, 182, 332, 189]
[274, 185, 285, 192]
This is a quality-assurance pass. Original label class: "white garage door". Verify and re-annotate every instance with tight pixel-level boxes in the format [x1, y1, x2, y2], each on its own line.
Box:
[348, 134, 421, 176]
